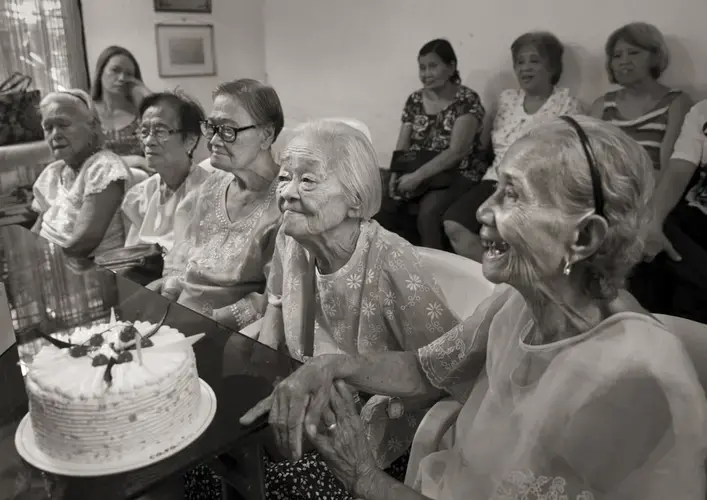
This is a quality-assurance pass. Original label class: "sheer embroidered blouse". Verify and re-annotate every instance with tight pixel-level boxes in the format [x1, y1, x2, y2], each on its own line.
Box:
[164, 172, 281, 330]
[415, 286, 707, 499]
[121, 164, 211, 251]
[31, 150, 132, 255]
[267, 220, 460, 466]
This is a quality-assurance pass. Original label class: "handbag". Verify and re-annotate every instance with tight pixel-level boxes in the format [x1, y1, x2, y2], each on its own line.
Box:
[94, 243, 164, 275]
[389, 149, 457, 198]
[0, 73, 43, 147]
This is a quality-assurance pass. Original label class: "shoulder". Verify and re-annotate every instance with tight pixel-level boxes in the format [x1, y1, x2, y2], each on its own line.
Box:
[405, 90, 423, 104]
[458, 85, 481, 102]
[35, 160, 64, 182]
[499, 88, 521, 103]
[369, 220, 418, 258]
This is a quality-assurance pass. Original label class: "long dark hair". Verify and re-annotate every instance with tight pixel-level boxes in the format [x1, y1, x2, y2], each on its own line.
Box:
[90, 46, 143, 102]
[418, 39, 461, 84]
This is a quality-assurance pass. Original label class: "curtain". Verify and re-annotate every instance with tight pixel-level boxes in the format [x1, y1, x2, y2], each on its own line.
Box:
[0, 0, 88, 93]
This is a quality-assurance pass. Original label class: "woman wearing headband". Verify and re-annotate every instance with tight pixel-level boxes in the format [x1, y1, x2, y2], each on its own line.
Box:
[31, 89, 132, 257]
[242, 116, 707, 499]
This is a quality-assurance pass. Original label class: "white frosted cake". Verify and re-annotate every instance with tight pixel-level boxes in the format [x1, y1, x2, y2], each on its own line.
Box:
[24, 316, 202, 464]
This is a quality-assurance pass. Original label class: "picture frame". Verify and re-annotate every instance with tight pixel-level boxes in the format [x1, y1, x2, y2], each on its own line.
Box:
[155, 24, 216, 78]
[153, 0, 211, 13]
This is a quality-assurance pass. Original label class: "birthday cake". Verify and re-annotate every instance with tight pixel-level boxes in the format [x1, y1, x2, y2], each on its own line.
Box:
[24, 314, 202, 464]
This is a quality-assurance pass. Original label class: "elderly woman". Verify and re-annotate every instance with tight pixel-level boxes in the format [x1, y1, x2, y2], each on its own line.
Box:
[31, 89, 132, 257]
[444, 31, 583, 262]
[242, 117, 707, 499]
[257, 120, 459, 494]
[152, 79, 283, 331]
[375, 38, 486, 250]
[590, 23, 692, 175]
[121, 91, 210, 250]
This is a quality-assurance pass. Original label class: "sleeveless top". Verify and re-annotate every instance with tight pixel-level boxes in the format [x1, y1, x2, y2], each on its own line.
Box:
[601, 89, 683, 171]
[103, 118, 143, 157]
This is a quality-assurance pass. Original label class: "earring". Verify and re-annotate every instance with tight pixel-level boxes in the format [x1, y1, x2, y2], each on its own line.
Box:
[563, 260, 572, 276]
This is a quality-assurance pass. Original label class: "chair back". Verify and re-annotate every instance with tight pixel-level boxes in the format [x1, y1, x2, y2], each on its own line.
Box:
[416, 247, 495, 319]
[655, 314, 707, 392]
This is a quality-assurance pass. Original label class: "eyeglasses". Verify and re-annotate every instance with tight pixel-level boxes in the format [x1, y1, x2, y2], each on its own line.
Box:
[135, 126, 182, 142]
[200, 121, 257, 143]
[559, 115, 606, 218]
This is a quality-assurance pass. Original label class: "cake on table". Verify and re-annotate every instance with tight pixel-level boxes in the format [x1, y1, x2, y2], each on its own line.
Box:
[23, 313, 203, 464]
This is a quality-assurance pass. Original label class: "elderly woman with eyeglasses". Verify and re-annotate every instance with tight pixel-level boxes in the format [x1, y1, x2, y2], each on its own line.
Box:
[31, 89, 132, 257]
[242, 116, 707, 500]
[151, 79, 283, 331]
[121, 91, 211, 251]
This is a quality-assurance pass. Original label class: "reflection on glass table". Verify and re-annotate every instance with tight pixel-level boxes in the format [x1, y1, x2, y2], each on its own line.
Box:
[0, 224, 299, 499]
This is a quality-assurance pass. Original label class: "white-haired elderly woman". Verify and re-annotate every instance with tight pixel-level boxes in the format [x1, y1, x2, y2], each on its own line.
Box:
[151, 79, 283, 331]
[256, 119, 460, 496]
[590, 22, 692, 174]
[243, 116, 707, 499]
[31, 89, 132, 257]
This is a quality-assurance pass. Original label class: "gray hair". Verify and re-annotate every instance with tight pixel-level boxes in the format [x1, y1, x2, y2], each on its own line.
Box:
[519, 116, 655, 299]
[39, 89, 105, 149]
[285, 119, 382, 220]
[605, 22, 670, 82]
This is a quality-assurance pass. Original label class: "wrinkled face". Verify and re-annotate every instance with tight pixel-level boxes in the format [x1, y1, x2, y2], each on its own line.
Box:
[476, 140, 578, 287]
[514, 45, 554, 93]
[41, 101, 93, 163]
[139, 104, 193, 177]
[418, 52, 455, 90]
[206, 94, 265, 174]
[610, 39, 654, 85]
[277, 136, 353, 240]
[101, 55, 137, 96]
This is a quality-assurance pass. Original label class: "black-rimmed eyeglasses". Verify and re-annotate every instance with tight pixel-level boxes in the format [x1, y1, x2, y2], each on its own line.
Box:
[135, 126, 182, 142]
[200, 121, 257, 143]
[559, 115, 606, 218]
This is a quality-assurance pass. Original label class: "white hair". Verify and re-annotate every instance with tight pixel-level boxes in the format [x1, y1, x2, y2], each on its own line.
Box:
[519, 116, 655, 299]
[39, 89, 105, 149]
[285, 119, 382, 220]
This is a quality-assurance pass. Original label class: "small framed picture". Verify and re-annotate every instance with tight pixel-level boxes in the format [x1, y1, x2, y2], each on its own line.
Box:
[153, 0, 211, 13]
[155, 24, 216, 78]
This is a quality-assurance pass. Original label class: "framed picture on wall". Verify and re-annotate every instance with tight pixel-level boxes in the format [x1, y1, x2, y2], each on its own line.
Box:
[153, 0, 211, 13]
[155, 24, 216, 78]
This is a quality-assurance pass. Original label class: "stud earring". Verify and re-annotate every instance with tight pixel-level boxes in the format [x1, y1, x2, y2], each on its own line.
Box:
[563, 260, 572, 276]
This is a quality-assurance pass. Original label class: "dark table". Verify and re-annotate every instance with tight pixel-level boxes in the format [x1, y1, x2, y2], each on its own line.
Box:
[0, 225, 300, 499]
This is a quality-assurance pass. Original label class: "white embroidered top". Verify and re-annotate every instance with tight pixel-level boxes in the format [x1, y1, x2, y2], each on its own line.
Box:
[484, 88, 584, 182]
[121, 164, 212, 251]
[31, 150, 132, 255]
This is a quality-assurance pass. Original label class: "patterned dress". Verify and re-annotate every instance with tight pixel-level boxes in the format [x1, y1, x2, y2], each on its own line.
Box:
[600, 89, 684, 172]
[264, 220, 460, 499]
[164, 171, 281, 331]
[102, 118, 143, 157]
[402, 85, 487, 183]
[31, 150, 132, 256]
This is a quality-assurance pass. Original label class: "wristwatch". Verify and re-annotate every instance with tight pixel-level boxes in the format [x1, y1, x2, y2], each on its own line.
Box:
[387, 397, 404, 419]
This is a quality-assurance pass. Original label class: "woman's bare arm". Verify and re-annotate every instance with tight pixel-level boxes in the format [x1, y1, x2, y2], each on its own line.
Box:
[658, 93, 693, 179]
[414, 114, 480, 180]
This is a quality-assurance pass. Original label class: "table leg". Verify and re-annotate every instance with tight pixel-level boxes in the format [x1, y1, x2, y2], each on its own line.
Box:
[210, 442, 265, 500]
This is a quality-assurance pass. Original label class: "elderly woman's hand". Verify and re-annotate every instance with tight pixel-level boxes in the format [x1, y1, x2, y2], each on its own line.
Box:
[305, 381, 378, 494]
[643, 222, 681, 262]
[240, 354, 344, 461]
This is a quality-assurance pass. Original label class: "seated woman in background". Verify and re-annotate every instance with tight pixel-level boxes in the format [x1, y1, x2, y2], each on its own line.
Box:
[375, 38, 486, 250]
[243, 117, 707, 500]
[258, 120, 459, 495]
[154, 79, 283, 331]
[590, 22, 692, 175]
[31, 89, 132, 257]
[444, 31, 583, 262]
[121, 91, 211, 251]
[91, 46, 152, 178]
[642, 98, 707, 324]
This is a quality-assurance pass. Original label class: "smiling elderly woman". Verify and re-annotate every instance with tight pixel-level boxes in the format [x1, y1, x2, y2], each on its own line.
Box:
[242, 116, 707, 499]
[31, 89, 132, 257]
[257, 119, 459, 496]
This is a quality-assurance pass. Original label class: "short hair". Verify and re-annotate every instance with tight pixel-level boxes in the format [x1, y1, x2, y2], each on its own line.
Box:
[419, 38, 461, 84]
[91, 46, 143, 102]
[605, 23, 670, 83]
[511, 31, 565, 85]
[39, 89, 104, 149]
[139, 91, 205, 157]
[517, 116, 655, 299]
[283, 120, 382, 220]
[213, 79, 284, 143]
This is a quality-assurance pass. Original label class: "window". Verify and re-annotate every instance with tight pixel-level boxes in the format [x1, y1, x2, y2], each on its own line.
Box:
[0, 0, 88, 93]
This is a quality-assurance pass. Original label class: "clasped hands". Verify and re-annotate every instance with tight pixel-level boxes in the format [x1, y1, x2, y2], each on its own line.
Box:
[240, 358, 378, 493]
[389, 171, 426, 200]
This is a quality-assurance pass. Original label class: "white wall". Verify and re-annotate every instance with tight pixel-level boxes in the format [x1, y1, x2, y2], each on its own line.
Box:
[264, 0, 707, 167]
[81, 0, 265, 161]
